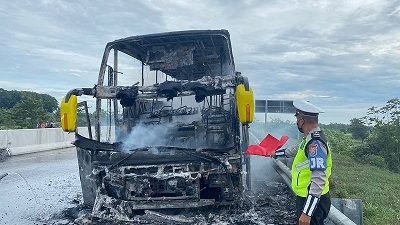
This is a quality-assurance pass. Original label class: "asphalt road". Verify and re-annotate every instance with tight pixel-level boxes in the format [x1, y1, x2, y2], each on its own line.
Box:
[0, 148, 81, 225]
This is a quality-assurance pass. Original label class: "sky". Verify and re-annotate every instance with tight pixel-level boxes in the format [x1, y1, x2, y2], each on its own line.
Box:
[0, 0, 399, 124]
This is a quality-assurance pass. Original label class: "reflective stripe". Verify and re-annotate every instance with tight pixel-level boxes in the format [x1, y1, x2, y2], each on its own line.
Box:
[303, 195, 319, 216]
[294, 160, 309, 172]
[299, 138, 307, 149]
[308, 197, 319, 215]
[303, 195, 312, 214]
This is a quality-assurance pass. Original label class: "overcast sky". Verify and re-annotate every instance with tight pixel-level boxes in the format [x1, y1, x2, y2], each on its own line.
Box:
[0, 0, 399, 124]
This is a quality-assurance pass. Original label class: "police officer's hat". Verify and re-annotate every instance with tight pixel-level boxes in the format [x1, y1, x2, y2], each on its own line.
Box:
[293, 100, 324, 117]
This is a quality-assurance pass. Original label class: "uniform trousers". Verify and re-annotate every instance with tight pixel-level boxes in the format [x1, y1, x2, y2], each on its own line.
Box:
[296, 192, 331, 225]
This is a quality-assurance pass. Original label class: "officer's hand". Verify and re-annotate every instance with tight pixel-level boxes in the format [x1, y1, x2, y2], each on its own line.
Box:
[299, 213, 311, 225]
[271, 148, 286, 158]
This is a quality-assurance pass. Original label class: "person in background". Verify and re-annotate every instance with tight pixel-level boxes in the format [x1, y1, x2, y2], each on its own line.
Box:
[272, 100, 332, 225]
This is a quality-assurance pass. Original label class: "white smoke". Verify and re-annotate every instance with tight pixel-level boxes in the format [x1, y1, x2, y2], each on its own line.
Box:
[121, 123, 176, 151]
[249, 119, 299, 190]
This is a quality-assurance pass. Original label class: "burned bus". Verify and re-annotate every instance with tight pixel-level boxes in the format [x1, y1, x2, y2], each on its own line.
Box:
[60, 30, 254, 218]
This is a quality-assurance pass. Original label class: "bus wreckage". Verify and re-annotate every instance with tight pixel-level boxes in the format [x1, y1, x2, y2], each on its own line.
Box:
[60, 30, 255, 219]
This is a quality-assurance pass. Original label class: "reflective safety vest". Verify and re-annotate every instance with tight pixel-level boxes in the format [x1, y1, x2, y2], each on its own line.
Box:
[291, 132, 332, 197]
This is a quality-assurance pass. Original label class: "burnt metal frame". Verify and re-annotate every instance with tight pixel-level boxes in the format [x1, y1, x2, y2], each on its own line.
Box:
[73, 30, 251, 209]
[94, 30, 235, 141]
[77, 101, 93, 140]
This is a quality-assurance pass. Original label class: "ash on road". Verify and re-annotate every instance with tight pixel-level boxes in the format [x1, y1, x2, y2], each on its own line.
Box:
[0, 148, 81, 225]
[0, 149, 296, 225]
[51, 181, 296, 225]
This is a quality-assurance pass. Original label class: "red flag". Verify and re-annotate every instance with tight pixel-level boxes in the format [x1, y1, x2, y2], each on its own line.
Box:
[245, 134, 288, 157]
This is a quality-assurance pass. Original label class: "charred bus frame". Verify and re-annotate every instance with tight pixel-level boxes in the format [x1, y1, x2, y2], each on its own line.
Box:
[62, 30, 253, 217]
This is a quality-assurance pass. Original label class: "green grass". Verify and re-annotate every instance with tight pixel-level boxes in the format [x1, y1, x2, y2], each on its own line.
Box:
[330, 153, 400, 225]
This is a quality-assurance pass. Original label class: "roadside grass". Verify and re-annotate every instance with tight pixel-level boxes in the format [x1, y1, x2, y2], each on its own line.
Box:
[330, 153, 400, 225]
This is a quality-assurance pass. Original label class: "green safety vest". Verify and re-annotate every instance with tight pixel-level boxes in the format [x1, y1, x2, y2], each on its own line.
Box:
[291, 132, 332, 197]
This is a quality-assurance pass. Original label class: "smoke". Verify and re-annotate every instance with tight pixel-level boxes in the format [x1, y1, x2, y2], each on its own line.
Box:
[249, 119, 299, 190]
[121, 123, 176, 152]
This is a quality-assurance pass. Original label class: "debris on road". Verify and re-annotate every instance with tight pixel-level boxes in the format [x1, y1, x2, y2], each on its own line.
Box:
[0, 172, 8, 181]
[48, 181, 296, 225]
[0, 148, 9, 162]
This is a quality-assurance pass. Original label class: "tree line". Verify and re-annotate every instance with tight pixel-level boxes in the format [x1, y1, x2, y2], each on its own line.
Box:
[0, 88, 58, 129]
[352, 98, 400, 172]
[251, 98, 399, 173]
[0, 88, 111, 130]
[325, 98, 400, 172]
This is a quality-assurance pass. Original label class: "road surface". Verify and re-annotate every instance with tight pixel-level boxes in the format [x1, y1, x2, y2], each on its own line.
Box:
[0, 132, 295, 225]
[0, 148, 81, 225]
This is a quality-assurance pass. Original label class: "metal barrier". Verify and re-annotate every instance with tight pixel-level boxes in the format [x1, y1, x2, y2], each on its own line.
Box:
[274, 160, 357, 225]
[249, 131, 358, 225]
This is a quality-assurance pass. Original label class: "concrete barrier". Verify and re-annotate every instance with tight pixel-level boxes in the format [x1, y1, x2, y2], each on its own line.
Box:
[9, 142, 75, 155]
[0, 126, 115, 156]
[0, 128, 75, 155]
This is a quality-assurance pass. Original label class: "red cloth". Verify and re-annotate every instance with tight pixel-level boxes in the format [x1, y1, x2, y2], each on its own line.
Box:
[245, 134, 289, 157]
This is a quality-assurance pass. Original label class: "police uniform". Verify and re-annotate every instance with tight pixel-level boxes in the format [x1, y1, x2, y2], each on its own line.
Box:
[275, 100, 332, 225]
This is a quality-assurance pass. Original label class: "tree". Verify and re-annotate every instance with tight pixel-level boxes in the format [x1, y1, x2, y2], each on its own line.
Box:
[0, 88, 22, 109]
[321, 123, 350, 132]
[10, 96, 54, 129]
[38, 93, 58, 113]
[0, 88, 58, 113]
[359, 98, 400, 172]
[0, 108, 16, 129]
[21, 91, 58, 113]
[349, 118, 369, 141]
[0, 89, 59, 129]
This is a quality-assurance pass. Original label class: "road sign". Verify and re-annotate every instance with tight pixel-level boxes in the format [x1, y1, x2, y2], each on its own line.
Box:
[255, 100, 295, 133]
[267, 100, 295, 113]
[255, 100, 266, 113]
[255, 100, 295, 114]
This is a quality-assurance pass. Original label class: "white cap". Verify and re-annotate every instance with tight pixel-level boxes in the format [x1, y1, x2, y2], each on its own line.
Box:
[293, 100, 324, 116]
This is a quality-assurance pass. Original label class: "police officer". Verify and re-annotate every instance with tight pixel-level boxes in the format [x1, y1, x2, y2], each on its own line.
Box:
[273, 100, 332, 225]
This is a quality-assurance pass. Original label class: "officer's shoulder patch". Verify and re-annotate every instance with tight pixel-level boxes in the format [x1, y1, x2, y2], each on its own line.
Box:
[309, 143, 318, 156]
[312, 131, 320, 138]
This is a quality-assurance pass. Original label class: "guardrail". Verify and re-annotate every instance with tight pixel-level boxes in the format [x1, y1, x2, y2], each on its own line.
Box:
[274, 160, 357, 225]
[249, 131, 358, 225]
